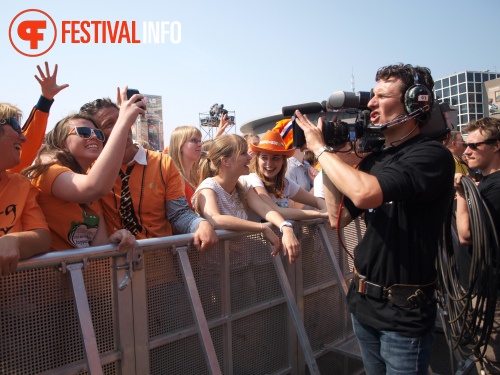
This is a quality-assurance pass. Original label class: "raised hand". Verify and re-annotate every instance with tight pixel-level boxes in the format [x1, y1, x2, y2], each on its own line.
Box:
[215, 113, 232, 137]
[35, 62, 69, 100]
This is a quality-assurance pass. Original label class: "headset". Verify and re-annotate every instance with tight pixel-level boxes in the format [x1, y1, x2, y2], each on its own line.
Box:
[371, 70, 434, 131]
[403, 71, 433, 122]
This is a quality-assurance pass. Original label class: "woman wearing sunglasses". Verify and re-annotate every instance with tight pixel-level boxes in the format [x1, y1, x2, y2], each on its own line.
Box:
[0, 105, 51, 276]
[22, 88, 144, 251]
[169, 126, 203, 210]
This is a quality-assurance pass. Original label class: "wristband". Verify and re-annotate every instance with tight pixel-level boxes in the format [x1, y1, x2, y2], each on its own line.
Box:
[279, 221, 293, 233]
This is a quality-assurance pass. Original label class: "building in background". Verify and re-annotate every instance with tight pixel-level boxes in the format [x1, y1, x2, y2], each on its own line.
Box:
[484, 77, 500, 121]
[132, 94, 164, 151]
[434, 71, 500, 133]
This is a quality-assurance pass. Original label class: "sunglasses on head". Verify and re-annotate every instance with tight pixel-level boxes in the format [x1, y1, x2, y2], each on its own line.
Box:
[463, 138, 497, 150]
[0, 117, 22, 134]
[68, 126, 106, 142]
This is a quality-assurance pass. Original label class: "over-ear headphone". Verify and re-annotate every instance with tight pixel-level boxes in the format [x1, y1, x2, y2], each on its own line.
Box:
[403, 72, 433, 122]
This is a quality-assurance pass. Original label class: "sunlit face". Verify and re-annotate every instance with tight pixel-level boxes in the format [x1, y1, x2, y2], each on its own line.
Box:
[367, 78, 406, 128]
[92, 107, 134, 148]
[258, 152, 284, 180]
[228, 148, 252, 177]
[63, 119, 104, 167]
[463, 129, 499, 172]
[181, 135, 202, 163]
[0, 122, 27, 171]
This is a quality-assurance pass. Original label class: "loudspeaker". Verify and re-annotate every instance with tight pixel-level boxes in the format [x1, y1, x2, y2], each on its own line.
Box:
[403, 73, 433, 121]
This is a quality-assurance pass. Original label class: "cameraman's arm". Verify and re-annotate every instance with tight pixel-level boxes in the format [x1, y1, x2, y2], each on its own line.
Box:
[295, 110, 383, 209]
[323, 172, 352, 228]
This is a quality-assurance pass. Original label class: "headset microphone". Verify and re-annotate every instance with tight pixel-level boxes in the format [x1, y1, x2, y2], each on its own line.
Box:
[367, 105, 430, 131]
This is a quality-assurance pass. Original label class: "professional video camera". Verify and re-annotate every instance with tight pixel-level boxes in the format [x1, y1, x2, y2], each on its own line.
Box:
[209, 103, 235, 122]
[283, 90, 453, 153]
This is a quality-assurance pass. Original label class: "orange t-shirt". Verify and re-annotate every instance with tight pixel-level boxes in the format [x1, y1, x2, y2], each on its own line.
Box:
[31, 164, 103, 251]
[0, 172, 48, 235]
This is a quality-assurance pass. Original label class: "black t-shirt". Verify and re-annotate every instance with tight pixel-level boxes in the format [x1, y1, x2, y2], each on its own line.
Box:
[344, 134, 455, 336]
[478, 170, 500, 238]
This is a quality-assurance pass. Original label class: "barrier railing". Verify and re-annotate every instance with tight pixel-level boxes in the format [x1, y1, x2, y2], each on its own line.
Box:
[1, 219, 365, 375]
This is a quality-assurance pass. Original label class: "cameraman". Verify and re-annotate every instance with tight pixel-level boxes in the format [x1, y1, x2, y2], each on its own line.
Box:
[295, 63, 454, 375]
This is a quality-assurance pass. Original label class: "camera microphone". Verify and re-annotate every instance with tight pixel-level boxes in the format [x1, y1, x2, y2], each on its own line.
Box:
[282, 102, 325, 117]
[327, 91, 372, 110]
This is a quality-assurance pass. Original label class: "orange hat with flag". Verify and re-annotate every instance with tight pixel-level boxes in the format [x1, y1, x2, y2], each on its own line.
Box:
[249, 130, 295, 158]
[272, 118, 294, 149]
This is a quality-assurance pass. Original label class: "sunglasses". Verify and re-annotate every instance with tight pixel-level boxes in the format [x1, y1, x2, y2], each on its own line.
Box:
[0, 117, 22, 134]
[463, 138, 497, 150]
[68, 126, 106, 142]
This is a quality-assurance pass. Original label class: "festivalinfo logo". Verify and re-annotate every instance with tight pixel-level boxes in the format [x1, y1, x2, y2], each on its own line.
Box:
[9, 9, 182, 57]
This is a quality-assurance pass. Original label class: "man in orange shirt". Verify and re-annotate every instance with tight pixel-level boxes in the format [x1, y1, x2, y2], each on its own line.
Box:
[80, 98, 217, 251]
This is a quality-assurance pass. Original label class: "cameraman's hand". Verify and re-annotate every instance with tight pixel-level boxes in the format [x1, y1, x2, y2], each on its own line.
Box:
[294, 110, 326, 155]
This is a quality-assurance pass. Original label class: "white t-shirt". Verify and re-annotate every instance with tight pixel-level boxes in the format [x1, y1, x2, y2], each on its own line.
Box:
[192, 177, 251, 219]
[313, 172, 324, 199]
[243, 173, 300, 208]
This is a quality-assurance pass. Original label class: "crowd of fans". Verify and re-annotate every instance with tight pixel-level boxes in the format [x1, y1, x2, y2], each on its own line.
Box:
[0, 62, 330, 277]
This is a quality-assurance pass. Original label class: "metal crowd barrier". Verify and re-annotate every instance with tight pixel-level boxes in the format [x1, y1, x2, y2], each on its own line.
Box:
[0, 219, 366, 375]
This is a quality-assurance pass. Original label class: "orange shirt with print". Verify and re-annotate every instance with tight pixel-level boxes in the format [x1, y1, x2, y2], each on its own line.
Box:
[31, 164, 103, 251]
[0, 172, 48, 236]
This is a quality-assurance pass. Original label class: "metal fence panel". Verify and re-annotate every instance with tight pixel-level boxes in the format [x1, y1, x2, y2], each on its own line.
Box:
[1, 219, 368, 375]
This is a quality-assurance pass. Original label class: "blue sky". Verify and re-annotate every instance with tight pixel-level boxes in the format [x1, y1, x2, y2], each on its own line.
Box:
[1, 0, 499, 146]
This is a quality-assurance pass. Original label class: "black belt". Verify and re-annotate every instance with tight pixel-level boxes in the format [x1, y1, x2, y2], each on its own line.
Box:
[353, 270, 436, 308]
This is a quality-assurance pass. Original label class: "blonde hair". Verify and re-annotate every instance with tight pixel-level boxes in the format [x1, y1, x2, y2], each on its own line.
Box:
[169, 126, 203, 189]
[0, 103, 22, 121]
[198, 134, 248, 209]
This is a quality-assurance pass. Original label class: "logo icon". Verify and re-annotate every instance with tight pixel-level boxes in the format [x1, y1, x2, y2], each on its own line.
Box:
[9, 9, 57, 57]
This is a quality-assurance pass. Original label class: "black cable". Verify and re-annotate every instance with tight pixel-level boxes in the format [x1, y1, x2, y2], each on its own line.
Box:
[437, 176, 499, 366]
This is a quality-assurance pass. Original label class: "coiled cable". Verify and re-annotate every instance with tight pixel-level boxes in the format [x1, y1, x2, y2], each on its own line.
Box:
[438, 175, 499, 364]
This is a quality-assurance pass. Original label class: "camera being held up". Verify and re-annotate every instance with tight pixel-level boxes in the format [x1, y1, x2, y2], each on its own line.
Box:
[283, 89, 453, 153]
